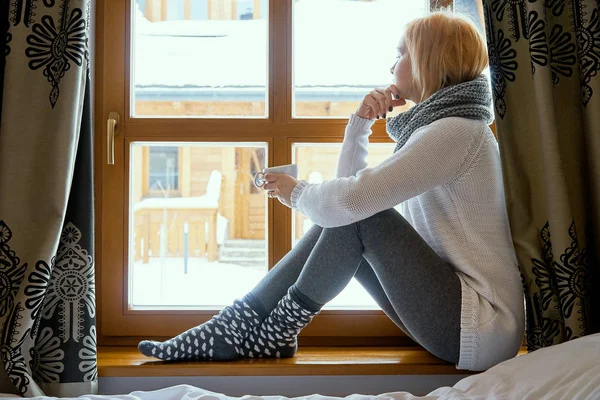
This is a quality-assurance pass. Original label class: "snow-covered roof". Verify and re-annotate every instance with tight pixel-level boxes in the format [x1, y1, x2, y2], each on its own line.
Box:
[133, 0, 429, 100]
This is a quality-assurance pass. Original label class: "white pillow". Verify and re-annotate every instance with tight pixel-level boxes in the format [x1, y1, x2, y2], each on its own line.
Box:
[425, 332, 600, 399]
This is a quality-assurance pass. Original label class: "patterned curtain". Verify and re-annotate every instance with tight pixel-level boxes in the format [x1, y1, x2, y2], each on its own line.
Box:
[0, 0, 96, 397]
[482, 0, 600, 351]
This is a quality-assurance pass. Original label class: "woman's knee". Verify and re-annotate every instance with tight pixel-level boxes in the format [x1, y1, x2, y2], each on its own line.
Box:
[322, 222, 360, 236]
[304, 223, 324, 237]
[357, 209, 409, 231]
[366, 209, 401, 221]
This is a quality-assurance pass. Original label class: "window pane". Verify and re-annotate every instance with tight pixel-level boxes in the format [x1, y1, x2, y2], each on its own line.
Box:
[453, 1, 491, 83]
[292, 142, 397, 309]
[293, 0, 428, 118]
[455, 0, 485, 35]
[149, 147, 179, 191]
[129, 142, 268, 309]
[131, 0, 268, 118]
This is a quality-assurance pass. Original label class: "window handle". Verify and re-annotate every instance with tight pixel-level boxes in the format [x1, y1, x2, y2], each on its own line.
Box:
[107, 112, 120, 165]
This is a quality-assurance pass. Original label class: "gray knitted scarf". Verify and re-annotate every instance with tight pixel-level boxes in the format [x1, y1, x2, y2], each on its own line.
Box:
[386, 74, 494, 153]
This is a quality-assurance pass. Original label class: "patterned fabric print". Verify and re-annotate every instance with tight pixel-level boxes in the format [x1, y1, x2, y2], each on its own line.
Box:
[484, 0, 597, 113]
[554, 222, 590, 322]
[2, 0, 94, 395]
[30, 327, 64, 384]
[524, 8, 578, 84]
[138, 300, 260, 361]
[42, 222, 95, 343]
[484, 2, 518, 118]
[573, 0, 600, 106]
[4, 27, 10, 57]
[525, 6, 576, 85]
[526, 294, 561, 350]
[0, 223, 32, 395]
[25, 2, 87, 107]
[490, 0, 528, 41]
[9, 0, 37, 27]
[0, 222, 27, 322]
[525, 220, 591, 351]
[483, 0, 599, 355]
[548, 22, 577, 85]
[78, 325, 97, 382]
[0, 222, 95, 395]
[1, 300, 37, 396]
[242, 293, 319, 359]
[527, 10, 549, 75]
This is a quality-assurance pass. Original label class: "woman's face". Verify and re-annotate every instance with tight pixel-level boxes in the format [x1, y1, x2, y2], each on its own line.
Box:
[390, 38, 417, 102]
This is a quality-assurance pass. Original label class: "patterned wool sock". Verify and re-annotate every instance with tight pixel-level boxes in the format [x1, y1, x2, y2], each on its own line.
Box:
[241, 290, 319, 358]
[138, 299, 261, 361]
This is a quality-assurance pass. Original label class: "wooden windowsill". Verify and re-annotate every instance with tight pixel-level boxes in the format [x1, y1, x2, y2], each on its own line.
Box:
[99, 346, 524, 377]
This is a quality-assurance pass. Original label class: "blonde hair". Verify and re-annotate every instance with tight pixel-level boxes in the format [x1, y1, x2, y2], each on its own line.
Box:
[403, 12, 488, 102]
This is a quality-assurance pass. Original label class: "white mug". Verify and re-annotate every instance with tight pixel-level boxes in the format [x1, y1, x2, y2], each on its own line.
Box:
[254, 163, 299, 188]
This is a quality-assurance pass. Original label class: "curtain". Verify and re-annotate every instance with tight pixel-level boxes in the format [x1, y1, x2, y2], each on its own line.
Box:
[0, 0, 96, 397]
[482, 0, 600, 351]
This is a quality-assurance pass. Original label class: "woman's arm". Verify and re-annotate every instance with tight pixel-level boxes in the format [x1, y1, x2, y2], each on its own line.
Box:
[336, 114, 376, 178]
[336, 85, 405, 178]
[291, 118, 484, 228]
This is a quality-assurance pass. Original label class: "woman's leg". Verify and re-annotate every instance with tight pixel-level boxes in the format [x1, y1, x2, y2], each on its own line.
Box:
[353, 258, 417, 342]
[247, 228, 418, 345]
[243, 224, 325, 318]
[247, 224, 413, 338]
[138, 224, 325, 361]
[245, 209, 462, 364]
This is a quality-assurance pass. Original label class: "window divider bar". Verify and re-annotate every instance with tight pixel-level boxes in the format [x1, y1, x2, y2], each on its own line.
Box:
[271, 137, 291, 268]
[270, 0, 291, 124]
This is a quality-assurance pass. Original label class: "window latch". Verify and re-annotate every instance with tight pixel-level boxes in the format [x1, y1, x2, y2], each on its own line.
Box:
[107, 112, 120, 165]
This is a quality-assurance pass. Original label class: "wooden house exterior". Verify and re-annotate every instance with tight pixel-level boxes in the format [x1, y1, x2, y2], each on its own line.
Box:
[131, 142, 396, 262]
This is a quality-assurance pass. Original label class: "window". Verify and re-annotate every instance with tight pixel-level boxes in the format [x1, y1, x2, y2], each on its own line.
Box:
[98, 0, 484, 341]
[455, 0, 485, 35]
[293, 0, 425, 118]
[132, 0, 268, 117]
[131, 142, 268, 309]
[146, 146, 180, 196]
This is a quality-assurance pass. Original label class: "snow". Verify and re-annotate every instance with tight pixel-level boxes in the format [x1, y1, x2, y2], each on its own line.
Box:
[130, 257, 379, 309]
[133, 0, 428, 90]
[133, 196, 219, 211]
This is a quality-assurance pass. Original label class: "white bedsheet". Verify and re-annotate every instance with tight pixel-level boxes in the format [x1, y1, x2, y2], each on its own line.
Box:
[8, 333, 600, 400]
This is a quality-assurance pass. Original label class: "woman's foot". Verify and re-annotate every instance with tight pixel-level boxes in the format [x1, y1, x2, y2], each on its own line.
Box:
[138, 299, 261, 361]
[241, 291, 319, 358]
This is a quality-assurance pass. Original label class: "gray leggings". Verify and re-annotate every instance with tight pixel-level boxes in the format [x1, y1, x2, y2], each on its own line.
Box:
[244, 208, 462, 364]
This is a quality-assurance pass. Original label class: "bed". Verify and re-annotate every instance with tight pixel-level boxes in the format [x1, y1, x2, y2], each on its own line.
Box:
[14, 332, 600, 400]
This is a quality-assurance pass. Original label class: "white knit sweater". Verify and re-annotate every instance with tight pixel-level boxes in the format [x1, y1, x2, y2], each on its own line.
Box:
[291, 114, 525, 371]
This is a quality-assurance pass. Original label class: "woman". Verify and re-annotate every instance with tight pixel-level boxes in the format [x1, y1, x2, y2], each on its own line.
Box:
[139, 12, 525, 372]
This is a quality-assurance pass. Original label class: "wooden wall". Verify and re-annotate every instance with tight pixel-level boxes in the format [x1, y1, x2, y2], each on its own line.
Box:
[143, 0, 263, 22]
[135, 101, 361, 118]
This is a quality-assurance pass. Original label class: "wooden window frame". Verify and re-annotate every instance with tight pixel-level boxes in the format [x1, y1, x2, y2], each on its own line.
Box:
[95, 0, 459, 345]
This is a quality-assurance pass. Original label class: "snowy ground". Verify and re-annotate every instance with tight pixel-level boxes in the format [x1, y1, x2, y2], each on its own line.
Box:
[130, 257, 379, 309]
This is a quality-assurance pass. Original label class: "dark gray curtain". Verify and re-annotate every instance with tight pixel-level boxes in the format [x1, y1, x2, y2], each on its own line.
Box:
[0, 0, 96, 396]
[483, 0, 600, 351]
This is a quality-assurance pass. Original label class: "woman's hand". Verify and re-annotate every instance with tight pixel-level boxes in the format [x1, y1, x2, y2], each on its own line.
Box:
[263, 173, 298, 208]
[355, 85, 407, 120]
